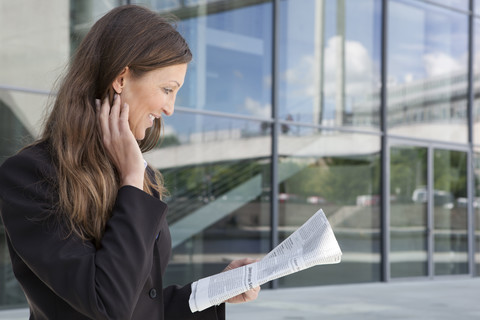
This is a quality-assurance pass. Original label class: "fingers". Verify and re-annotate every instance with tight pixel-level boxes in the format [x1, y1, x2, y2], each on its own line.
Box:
[118, 102, 131, 133]
[226, 286, 261, 304]
[108, 94, 119, 134]
[222, 257, 261, 304]
[95, 94, 144, 189]
[97, 97, 110, 147]
[223, 257, 258, 272]
[108, 94, 122, 136]
[97, 94, 129, 146]
[244, 286, 261, 301]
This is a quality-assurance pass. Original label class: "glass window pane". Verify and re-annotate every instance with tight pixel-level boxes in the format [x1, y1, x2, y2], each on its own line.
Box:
[70, 0, 124, 51]
[390, 146, 428, 278]
[0, 91, 37, 308]
[276, 127, 381, 286]
[433, 149, 468, 275]
[279, 0, 381, 130]
[152, 113, 271, 285]
[146, 2, 273, 118]
[387, 0, 469, 143]
[428, 0, 469, 11]
[132, 0, 182, 11]
[474, 20, 480, 146]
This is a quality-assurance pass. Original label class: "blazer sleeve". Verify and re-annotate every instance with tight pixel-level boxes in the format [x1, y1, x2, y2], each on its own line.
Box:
[0, 147, 167, 320]
[163, 284, 225, 320]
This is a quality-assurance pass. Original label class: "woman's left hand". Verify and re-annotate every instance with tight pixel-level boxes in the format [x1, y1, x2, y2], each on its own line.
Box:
[96, 95, 145, 189]
[223, 258, 261, 304]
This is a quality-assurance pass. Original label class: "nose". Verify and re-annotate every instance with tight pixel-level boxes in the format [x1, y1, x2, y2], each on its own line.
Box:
[163, 94, 176, 116]
[163, 103, 174, 116]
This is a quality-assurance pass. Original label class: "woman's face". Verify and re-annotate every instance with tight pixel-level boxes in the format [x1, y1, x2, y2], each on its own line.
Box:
[119, 63, 187, 140]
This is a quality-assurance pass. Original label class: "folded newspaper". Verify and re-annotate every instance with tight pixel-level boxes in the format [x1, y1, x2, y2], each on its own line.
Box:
[189, 208, 342, 312]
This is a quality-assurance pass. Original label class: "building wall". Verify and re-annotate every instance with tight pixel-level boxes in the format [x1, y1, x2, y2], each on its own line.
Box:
[0, 0, 479, 311]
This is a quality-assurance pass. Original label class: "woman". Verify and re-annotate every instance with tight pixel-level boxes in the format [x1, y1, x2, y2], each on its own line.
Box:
[0, 5, 258, 320]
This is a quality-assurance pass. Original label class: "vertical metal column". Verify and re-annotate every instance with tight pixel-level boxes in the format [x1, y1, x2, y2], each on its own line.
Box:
[467, 0, 476, 277]
[335, 0, 345, 127]
[313, 0, 325, 126]
[270, 0, 280, 290]
[380, 0, 390, 282]
[427, 147, 434, 278]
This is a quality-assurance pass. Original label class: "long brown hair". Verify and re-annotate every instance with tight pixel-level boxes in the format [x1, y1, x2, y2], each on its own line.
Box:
[39, 5, 192, 247]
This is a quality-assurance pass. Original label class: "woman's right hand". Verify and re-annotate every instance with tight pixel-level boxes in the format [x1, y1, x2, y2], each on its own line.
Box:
[222, 258, 261, 304]
[97, 94, 145, 189]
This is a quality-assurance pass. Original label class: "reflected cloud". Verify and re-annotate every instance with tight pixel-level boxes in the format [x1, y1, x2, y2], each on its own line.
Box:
[283, 36, 377, 99]
[423, 52, 462, 77]
[243, 96, 271, 118]
[324, 36, 376, 97]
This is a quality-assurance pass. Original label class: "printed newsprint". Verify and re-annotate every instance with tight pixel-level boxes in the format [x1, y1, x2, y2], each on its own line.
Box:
[189, 208, 342, 313]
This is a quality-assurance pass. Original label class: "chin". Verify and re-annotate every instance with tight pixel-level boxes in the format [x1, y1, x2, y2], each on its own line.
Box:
[135, 131, 146, 140]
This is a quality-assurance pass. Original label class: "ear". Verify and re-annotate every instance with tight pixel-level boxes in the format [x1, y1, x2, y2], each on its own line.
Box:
[111, 67, 130, 94]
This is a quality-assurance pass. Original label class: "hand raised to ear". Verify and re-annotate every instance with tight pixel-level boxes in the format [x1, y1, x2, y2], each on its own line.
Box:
[97, 94, 144, 189]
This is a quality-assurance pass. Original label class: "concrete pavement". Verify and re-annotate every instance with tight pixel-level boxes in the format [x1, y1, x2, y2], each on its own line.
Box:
[227, 277, 480, 319]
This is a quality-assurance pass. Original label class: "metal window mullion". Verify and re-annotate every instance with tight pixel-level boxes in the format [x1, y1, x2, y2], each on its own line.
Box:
[468, 146, 475, 276]
[428, 147, 434, 278]
[269, 0, 280, 290]
[467, 0, 476, 277]
[380, 0, 390, 282]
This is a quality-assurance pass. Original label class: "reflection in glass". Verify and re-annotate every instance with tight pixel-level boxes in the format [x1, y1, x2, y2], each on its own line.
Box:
[390, 146, 428, 278]
[433, 149, 468, 275]
[70, 0, 122, 52]
[387, 0, 468, 143]
[276, 127, 381, 286]
[151, 112, 271, 285]
[427, 0, 468, 11]
[159, 2, 273, 117]
[475, 150, 480, 276]
[279, 0, 381, 129]
[0, 96, 32, 307]
[132, 0, 182, 11]
[474, 20, 480, 145]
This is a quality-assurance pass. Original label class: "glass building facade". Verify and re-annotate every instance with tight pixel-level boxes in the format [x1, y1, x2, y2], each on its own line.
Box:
[0, 0, 479, 311]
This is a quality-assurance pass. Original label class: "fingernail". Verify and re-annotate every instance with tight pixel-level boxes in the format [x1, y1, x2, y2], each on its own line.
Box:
[114, 93, 118, 100]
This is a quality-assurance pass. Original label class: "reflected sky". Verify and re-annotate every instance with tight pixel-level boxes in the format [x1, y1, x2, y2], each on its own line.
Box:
[177, 2, 272, 116]
[387, 0, 469, 143]
[279, 0, 381, 127]
[388, 0, 468, 86]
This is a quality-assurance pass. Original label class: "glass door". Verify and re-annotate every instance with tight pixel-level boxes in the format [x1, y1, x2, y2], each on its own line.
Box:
[389, 144, 469, 279]
[432, 149, 468, 275]
[389, 145, 429, 278]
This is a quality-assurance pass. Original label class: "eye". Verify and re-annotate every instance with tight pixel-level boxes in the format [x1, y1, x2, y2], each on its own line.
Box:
[162, 88, 173, 95]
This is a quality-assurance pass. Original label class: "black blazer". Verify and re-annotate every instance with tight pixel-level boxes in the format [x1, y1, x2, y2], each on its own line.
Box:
[0, 142, 225, 320]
